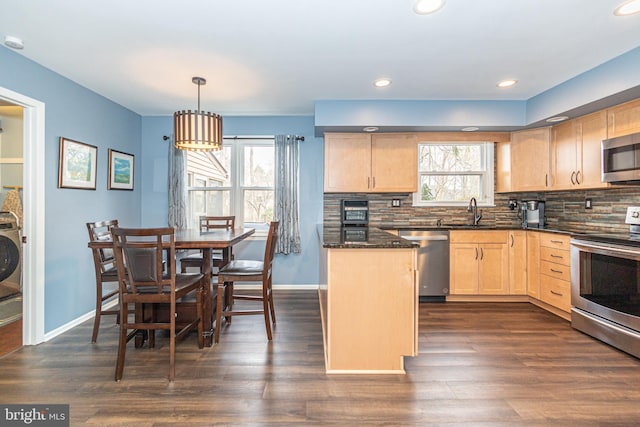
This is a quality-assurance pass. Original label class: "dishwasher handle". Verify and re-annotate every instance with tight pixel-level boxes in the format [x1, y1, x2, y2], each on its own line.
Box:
[401, 235, 449, 242]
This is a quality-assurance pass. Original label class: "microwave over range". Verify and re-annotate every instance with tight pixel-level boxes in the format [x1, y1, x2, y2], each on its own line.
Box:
[602, 131, 640, 183]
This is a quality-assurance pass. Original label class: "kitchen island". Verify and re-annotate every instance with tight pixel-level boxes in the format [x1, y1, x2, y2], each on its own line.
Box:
[318, 225, 418, 373]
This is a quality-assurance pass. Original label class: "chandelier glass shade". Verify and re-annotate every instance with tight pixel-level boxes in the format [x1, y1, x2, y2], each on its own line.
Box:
[174, 77, 223, 151]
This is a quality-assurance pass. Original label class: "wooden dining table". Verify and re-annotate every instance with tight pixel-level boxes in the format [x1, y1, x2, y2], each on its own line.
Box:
[88, 226, 255, 347]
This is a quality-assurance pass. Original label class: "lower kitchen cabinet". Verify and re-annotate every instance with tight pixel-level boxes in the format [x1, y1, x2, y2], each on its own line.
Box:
[538, 233, 571, 313]
[319, 246, 418, 373]
[450, 231, 509, 295]
[509, 230, 527, 295]
[526, 231, 541, 299]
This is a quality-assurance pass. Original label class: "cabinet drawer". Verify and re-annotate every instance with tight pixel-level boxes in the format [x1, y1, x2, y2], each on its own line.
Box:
[540, 275, 571, 312]
[540, 247, 570, 266]
[540, 233, 570, 250]
[540, 260, 571, 281]
[450, 231, 508, 244]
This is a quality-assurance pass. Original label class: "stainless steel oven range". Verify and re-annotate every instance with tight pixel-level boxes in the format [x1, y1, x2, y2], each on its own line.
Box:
[571, 207, 640, 359]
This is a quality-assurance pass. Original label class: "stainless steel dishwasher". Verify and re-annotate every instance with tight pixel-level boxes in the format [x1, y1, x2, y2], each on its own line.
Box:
[398, 229, 450, 302]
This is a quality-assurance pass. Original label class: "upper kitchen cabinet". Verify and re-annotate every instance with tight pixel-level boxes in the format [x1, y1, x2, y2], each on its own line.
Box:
[509, 127, 551, 192]
[324, 133, 418, 193]
[551, 111, 608, 190]
[607, 98, 640, 138]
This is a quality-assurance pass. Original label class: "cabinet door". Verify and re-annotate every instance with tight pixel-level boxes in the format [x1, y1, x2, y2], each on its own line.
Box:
[324, 133, 371, 192]
[578, 111, 608, 189]
[508, 231, 527, 295]
[526, 231, 541, 299]
[478, 243, 509, 294]
[371, 134, 418, 192]
[495, 141, 511, 193]
[449, 243, 479, 294]
[607, 98, 640, 138]
[552, 120, 578, 190]
[510, 127, 551, 191]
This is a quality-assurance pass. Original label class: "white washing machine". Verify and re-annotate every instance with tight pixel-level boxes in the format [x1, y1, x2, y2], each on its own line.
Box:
[0, 212, 21, 300]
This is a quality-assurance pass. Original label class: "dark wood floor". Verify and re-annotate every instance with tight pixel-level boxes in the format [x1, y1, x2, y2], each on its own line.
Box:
[1, 290, 640, 425]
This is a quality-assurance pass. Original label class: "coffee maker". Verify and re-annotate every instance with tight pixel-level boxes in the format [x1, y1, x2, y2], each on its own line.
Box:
[519, 200, 545, 229]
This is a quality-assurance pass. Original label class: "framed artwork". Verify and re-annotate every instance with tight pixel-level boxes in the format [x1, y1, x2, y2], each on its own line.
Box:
[108, 149, 134, 190]
[58, 137, 97, 190]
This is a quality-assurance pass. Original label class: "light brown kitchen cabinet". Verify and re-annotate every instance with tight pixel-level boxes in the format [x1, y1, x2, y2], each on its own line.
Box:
[607, 98, 640, 138]
[538, 233, 571, 313]
[323, 133, 417, 193]
[508, 230, 527, 295]
[526, 231, 541, 299]
[449, 231, 509, 295]
[551, 111, 608, 190]
[509, 127, 551, 192]
[495, 141, 511, 193]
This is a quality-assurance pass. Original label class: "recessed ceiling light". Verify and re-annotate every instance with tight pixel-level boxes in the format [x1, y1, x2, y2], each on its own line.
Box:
[614, 0, 640, 16]
[497, 79, 518, 88]
[374, 78, 392, 88]
[413, 0, 445, 15]
[461, 127, 479, 132]
[363, 126, 379, 132]
[546, 116, 569, 123]
[4, 35, 24, 50]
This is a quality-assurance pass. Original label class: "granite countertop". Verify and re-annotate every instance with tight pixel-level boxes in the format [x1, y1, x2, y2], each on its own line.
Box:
[319, 225, 418, 249]
[377, 223, 574, 235]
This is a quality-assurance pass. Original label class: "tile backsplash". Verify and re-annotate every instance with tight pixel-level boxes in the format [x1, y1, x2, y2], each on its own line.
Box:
[324, 186, 640, 233]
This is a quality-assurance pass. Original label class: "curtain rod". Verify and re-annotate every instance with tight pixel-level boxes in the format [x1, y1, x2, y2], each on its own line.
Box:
[225, 135, 305, 142]
[163, 135, 305, 142]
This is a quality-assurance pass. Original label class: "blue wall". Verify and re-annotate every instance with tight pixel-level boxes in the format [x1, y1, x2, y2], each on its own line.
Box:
[0, 46, 142, 332]
[140, 115, 324, 285]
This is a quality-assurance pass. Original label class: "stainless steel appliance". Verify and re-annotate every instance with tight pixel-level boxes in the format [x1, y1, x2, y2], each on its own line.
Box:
[518, 200, 545, 229]
[601, 131, 640, 183]
[571, 206, 640, 359]
[341, 199, 368, 226]
[398, 229, 449, 301]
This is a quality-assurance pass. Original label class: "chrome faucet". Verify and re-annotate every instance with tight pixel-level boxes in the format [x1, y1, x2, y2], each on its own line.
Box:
[468, 197, 483, 225]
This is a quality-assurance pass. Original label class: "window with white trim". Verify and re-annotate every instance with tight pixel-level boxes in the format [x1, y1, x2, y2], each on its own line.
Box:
[413, 142, 494, 206]
[186, 137, 274, 231]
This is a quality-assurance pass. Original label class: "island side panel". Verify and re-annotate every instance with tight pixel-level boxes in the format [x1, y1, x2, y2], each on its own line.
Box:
[326, 247, 417, 373]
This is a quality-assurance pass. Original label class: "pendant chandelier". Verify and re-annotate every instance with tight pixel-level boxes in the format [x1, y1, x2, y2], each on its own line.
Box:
[174, 76, 223, 151]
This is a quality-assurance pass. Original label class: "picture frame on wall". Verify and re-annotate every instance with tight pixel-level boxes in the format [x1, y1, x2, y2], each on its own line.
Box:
[108, 149, 134, 190]
[58, 137, 97, 190]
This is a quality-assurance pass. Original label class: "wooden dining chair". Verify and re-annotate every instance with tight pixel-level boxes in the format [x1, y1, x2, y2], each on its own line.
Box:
[214, 221, 279, 344]
[86, 219, 121, 343]
[180, 215, 235, 273]
[111, 226, 205, 382]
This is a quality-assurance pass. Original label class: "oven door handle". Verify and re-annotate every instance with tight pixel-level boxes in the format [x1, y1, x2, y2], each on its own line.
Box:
[572, 240, 640, 258]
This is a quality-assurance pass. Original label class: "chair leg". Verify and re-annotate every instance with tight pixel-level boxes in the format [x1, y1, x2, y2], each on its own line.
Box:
[214, 281, 224, 344]
[169, 301, 176, 382]
[261, 279, 272, 340]
[268, 277, 276, 325]
[92, 282, 103, 343]
[114, 304, 128, 382]
[196, 287, 204, 349]
[225, 282, 234, 324]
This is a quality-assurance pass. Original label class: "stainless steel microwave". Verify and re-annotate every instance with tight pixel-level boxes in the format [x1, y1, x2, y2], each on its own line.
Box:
[602, 132, 640, 183]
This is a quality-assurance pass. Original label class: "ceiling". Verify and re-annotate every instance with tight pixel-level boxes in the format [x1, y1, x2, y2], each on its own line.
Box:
[1, 0, 640, 117]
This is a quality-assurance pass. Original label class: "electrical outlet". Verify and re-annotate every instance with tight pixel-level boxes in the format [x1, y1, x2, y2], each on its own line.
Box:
[391, 199, 401, 207]
[585, 198, 592, 209]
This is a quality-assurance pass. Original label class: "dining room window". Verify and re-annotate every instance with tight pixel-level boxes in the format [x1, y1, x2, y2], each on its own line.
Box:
[186, 137, 275, 230]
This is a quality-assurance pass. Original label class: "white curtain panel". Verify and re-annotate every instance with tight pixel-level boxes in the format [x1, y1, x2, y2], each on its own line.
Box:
[274, 134, 301, 254]
[168, 139, 188, 229]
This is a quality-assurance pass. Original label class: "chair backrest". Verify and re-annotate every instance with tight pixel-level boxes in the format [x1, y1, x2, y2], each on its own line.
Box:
[263, 221, 279, 279]
[199, 216, 235, 232]
[111, 227, 176, 295]
[87, 219, 119, 274]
